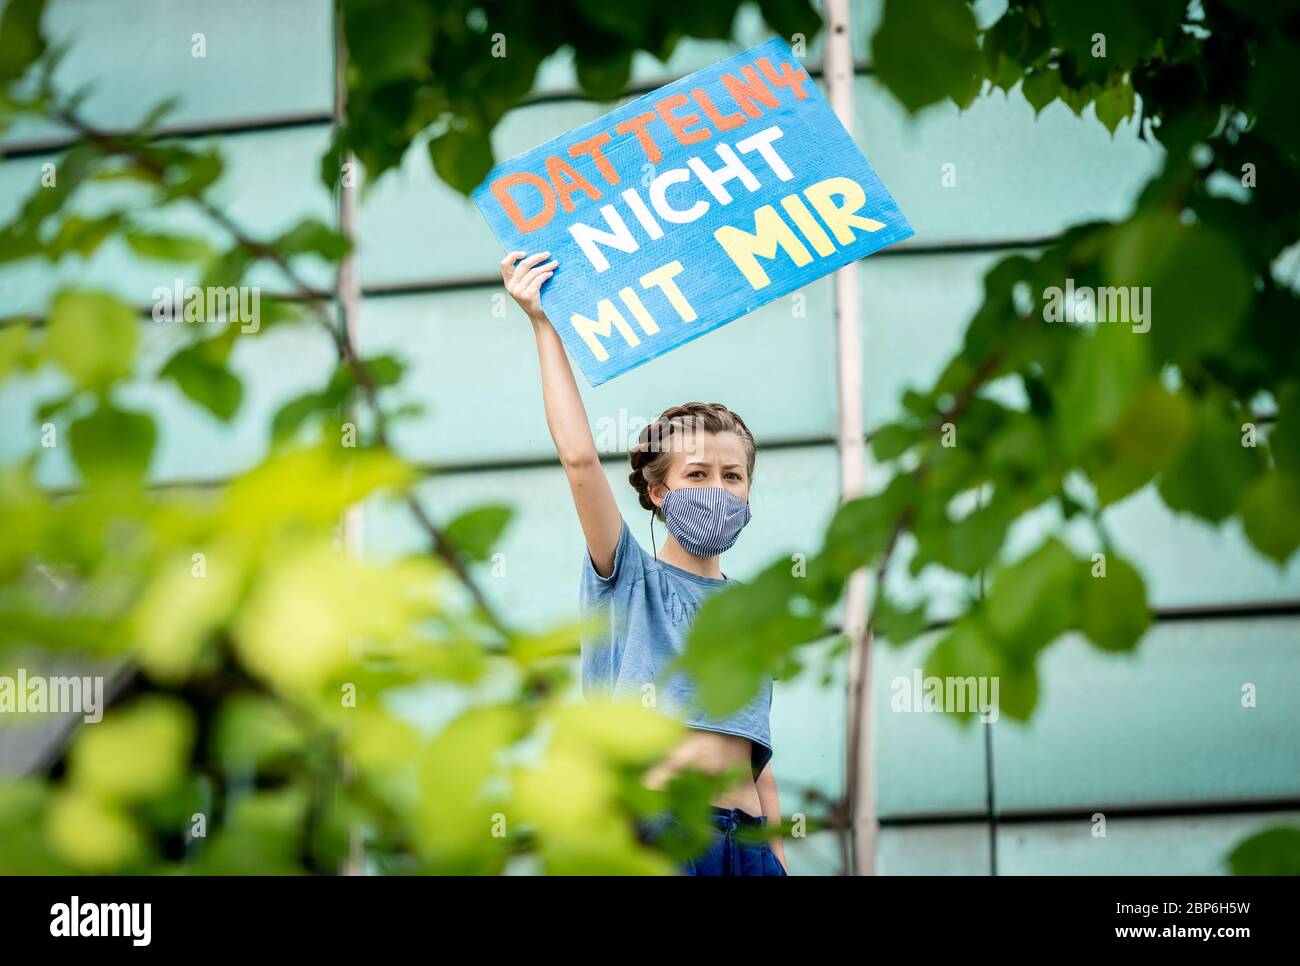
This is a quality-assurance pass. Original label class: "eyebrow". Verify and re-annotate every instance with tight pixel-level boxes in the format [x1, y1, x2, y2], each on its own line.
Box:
[685, 461, 744, 470]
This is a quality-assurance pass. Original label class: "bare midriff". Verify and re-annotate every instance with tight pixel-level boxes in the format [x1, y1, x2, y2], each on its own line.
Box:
[640, 728, 762, 815]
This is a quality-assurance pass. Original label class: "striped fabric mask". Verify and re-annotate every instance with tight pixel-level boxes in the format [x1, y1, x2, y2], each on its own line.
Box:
[660, 485, 752, 557]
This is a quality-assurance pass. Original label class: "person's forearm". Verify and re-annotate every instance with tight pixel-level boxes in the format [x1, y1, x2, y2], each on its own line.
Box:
[531, 314, 597, 466]
[756, 763, 787, 871]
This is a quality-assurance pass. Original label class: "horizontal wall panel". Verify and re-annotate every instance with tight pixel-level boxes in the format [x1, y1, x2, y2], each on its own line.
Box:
[3, 0, 333, 148]
[781, 829, 846, 877]
[993, 618, 1300, 812]
[877, 822, 990, 875]
[873, 632, 991, 817]
[887, 478, 1300, 621]
[1001, 489, 1300, 612]
[0, 320, 337, 487]
[858, 250, 1002, 434]
[0, 125, 337, 317]
[997, 809, 1300, 875]
[354, 283, 836, 466]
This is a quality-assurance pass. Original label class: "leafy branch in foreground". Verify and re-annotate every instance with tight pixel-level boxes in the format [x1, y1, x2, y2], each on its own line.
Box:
[327, 0, 823, 193]
[0, 2, 762, 875]
[679, 0, 1300, 874]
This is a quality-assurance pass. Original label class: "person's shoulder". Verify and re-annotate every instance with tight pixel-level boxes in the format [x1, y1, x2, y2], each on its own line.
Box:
[580, 514, 649, 593]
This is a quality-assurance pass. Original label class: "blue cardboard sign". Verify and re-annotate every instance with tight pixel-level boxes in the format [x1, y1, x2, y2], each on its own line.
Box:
[473, 38, 913, 386]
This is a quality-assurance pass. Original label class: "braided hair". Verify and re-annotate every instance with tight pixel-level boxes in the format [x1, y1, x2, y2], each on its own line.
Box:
[628, 402, 756, 522]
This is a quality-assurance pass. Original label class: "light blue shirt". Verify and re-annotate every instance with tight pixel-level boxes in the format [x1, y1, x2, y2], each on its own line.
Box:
[578, 515, 774, 779]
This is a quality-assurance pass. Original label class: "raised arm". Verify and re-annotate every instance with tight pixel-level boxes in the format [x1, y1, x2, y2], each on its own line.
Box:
[502, 251, 622, 577]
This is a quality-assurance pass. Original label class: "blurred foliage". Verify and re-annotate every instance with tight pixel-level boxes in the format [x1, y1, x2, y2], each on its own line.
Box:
[326, 0, 821, 192]
[677, 0, 1300, 870]
[1, 0, 1298, 876]
[0, 0, 813, 875]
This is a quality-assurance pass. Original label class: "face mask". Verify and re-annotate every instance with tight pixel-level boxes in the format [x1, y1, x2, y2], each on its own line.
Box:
[657, 484, 752, 557]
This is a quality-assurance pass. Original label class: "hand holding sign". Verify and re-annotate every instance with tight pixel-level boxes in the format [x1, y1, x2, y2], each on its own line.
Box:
[501, 250, 558, 322]
[474, 39, 913, 386]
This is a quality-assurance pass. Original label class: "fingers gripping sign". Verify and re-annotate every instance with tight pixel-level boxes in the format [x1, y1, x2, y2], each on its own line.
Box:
[502, 250, 559, 321]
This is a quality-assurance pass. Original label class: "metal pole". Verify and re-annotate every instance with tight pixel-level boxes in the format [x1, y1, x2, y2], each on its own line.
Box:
[823, 0, 875, 877]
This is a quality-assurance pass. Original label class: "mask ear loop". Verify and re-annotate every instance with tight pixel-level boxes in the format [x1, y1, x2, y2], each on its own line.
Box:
[649, 508, 657, 561]
[650, 483, 668, 561]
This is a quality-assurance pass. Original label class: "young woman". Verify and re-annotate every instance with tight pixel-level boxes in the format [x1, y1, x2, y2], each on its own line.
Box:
[502, 250, 787, 877]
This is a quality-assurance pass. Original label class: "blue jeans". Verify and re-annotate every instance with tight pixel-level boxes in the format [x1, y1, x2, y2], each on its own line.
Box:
[637, 805, 789, 876]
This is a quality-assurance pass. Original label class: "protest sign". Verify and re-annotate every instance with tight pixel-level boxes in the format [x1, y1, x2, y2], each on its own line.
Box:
[473, 38, 914, 386]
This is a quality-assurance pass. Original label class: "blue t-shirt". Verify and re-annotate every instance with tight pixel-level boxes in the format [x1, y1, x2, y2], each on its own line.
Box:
[578, 515, 773, 779]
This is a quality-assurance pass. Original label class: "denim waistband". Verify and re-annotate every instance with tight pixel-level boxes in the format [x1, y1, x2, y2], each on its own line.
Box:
[709, 805, 767, 828]
[638, 805, 767, 834]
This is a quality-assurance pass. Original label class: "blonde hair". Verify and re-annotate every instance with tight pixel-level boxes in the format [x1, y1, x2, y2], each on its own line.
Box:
[627, 402, 756, 521]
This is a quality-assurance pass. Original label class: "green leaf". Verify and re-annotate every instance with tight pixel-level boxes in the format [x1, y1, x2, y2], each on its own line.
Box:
[1269, 392, 1300, 479]
[160, 345, 243, 421]
[68, 696, 194, 802]
[925, 618, 1039, 721]
[271, 390, 334, 442]
[273, 218, 349, 261]
[159, 149, 223, 201]
[0, 0, 46, 85]
[1226, 826, 1300, 875]
[1053, 322, 1151, 457]
[1079, 554, 1149, 651]
[681, 560, 822, 715]
[1158, 399, 1259, 524]
[1106, 215, 1254, 361]
[51, 213, 123, 258]
[1021, 69, 1061, 114]
[574, 46, 633, 102]
[1240, 472, 1300, 564]
[342, 0, 434, 84]
[0, 226, 42, 264]
[69, 401, 156, 484]
[125, 230, 212, 263]
[870, 422, 916, 462]
[359, 354, 404, 387]
[46, 290, 137, 391]
[1089, 384, 1192, 506]
[444, 504, 513, 561]
[820, 478, 913, 581]
[944, 493, 1015, 576]
[201, 244, 253, 290]
[1093, 79, 1135, 133]
[0, 323, 33, 379]
[872, 0, 980, 113]
[984, 538, 1081, 660]
[874, 593, 928, 647]
[428, 125, 495, 195]
[754, 0, 822, 41]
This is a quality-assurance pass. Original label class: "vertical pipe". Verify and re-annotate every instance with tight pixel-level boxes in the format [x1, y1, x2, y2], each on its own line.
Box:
[823, 0, 875, 877]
